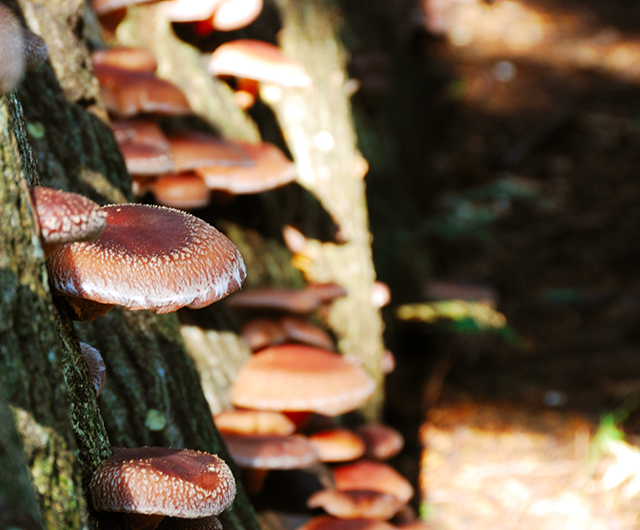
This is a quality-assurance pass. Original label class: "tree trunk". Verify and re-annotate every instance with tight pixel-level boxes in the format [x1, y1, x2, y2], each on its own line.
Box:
[0, 1, 261, 529]
[268, 0, 387, 420]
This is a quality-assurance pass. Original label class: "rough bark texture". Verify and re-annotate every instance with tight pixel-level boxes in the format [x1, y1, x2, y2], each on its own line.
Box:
[0, 385, 45, 530]
[269, 0, 387, 420]
[0, 90, 90, 529]
[0, 1, 262, 529]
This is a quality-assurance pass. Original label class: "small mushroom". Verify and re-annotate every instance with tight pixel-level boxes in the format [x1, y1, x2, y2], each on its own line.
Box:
[308, 429, 366, 463]
[240, 318, 287, 351]
[332, 461, 414, 504]
[280, 317, 335, 351]
[150, 173, 212, 210]
[228, 287, 321, 314]
[168, 131, 252, 173]
[221, 433, 319, 495]
[79, 342, 106, 397]
[22, 30, 48, 71]
[214, 409, 296, 436]
[194, 141, 296, 195]
[356, 423, 404, 461]
[90, 447, 236, 530]
[208, 39, 311, 88]
[92, 47, 158, 73]
[230, 344, 376, 417]
[30, 186, 106, 258]
[94, 64, 191, 118]
[211, 0, 263, 31]
[307, 489, 404, 520]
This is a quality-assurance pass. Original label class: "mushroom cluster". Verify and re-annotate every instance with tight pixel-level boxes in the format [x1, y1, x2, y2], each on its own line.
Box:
[83, 4, 421, 530]
[216, 283, 417, 527]
[90, 44, 297, 209]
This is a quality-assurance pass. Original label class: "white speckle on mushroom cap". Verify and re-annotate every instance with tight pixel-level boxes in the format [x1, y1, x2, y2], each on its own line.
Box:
[48, 204, 246, 313]
[90, 447, 236, 518]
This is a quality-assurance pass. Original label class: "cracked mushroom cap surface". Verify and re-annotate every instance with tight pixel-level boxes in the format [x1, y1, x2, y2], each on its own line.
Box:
[48, 204, 245, 314]
[90, 447, 236, 518]
[30, 186, 106, 254]
[230, 344, 376, 416]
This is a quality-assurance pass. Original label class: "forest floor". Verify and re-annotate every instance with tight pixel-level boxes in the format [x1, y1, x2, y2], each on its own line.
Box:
[382, 1, 640, 528]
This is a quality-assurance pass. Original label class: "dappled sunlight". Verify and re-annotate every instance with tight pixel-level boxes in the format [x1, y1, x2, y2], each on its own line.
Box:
[423, 0, 640, 83]
[419, 403, 640, 529]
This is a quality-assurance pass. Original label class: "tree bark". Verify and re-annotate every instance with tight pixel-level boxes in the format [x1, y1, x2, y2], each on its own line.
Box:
[0, 1, 262, 529]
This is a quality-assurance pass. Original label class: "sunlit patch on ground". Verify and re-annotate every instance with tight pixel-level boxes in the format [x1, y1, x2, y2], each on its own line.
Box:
[419, 403, 640, 529]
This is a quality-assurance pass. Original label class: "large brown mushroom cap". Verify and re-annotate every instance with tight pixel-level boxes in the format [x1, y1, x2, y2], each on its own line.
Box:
[48, 204, 245, 314]
[90, 447, 236, 518]
[230, 345, 376, 416]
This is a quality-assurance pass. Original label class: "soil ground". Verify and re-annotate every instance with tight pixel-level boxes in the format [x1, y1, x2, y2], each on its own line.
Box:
[382, 1, 640, 528]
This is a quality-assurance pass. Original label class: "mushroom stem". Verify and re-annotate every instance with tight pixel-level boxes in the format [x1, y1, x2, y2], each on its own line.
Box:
[64, 296, 114, 322]
[242, 468, 268, 496]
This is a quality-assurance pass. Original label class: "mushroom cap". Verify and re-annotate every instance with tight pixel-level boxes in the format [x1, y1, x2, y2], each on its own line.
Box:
[23, 30, 48, 71]
[308, 429, 366, 463]
[280, 317, 335, 351]
[307, 489, 404, 520]
[208, 39, 311, 88]
[92, 47, 158, 73]
[332, 461, 414, 504]
[48, 204, 245, 314]
[95, 64, 191, 117]
[240, 318, 287, 351]
[168, 131, 252, 173]
[79, 342, 106, 397]
[195, 141, 296, 194]
[227, 287, 320, 314]
[90, 447, 236, 518]
[151, 174, 211, 210]
[112, 120, 170, 150]
[230, 345, 376, 416]
[30, 186, 106, 246]
[221, 433, 319, 469]
[214, 409, 296, 436]
[356, 424, 404, 461]
[119, 141, 175, 176]
[165, 0, 224, 22]
[212, 0, 263, 31]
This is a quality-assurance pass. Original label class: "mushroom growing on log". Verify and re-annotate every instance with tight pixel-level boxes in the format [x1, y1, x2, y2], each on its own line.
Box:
[47, 204, 245, 320]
